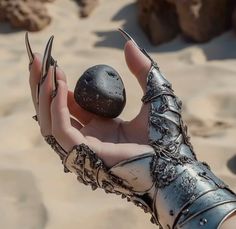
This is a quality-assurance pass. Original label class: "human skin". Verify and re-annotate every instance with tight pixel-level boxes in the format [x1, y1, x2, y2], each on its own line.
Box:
[28, 40, 236, 228]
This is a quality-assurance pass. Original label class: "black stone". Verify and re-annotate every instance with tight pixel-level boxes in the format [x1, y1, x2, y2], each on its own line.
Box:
[74, 65, 126, 118]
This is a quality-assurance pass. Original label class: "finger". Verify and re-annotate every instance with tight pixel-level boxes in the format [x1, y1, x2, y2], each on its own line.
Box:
[38, 36, 54, 136]
[41, 36, 54, 84]
[39, 66, 54, 135]
[124, 41, 151, 93]
[67, 90, 94, 124]
[29, 53, 42, 113]
[48, 65, 93, 125]
[40, 61, 80, 134]
[51, 79, 87, 151]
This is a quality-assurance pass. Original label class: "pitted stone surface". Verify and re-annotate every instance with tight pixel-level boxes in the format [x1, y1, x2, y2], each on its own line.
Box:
[74, 65, 126, 118]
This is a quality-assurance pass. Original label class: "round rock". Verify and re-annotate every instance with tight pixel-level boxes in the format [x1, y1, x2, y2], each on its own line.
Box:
[74, 64, 126, 118]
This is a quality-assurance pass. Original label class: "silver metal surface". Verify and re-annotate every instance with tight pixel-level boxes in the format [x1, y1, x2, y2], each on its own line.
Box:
[44, 33, 236, 228]
[62, 64, 236, 228]
[25, 32, 34, 66]
[41, 36, 54, 84]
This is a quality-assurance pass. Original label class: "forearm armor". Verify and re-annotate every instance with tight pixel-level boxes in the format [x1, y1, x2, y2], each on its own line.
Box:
[48, 64, 236, 229]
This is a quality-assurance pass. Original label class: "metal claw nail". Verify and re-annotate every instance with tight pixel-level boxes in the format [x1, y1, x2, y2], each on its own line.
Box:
[118, 28, 158, 67]
[118, 28, 139, 47]
[32, 115, 38, 122]
[25, 32, 34, 66]
[51, 61, 58, 98]
[41, 35, 54, 84]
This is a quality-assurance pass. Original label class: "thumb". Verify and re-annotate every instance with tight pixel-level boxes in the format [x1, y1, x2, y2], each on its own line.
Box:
[124, 41, 152, 92]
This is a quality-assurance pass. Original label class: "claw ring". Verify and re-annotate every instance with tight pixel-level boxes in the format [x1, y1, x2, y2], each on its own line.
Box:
[32, 115, 38, 122]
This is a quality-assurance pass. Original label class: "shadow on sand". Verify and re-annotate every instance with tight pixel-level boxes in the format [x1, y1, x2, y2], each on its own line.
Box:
[94, 2, 236, 61]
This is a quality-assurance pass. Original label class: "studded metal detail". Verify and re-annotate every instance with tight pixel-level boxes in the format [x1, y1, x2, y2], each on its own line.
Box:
[199, 218, 208, 226]
[146, 66, 196, 192]
[169, 210, 174, 216]
[182, 208, 189, 215]
[142, 66, 236, 228]
[45, 63, 236, 229]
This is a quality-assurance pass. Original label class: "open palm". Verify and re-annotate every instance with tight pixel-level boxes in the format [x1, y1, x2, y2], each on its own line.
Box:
[28, 35, 153, 168]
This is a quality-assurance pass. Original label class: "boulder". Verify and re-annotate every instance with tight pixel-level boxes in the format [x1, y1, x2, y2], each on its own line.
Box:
[137, 0, 235, 44]
[137, 0, 180, 45]
[174, 0, 234, 42]
[0, 0, 52, 31]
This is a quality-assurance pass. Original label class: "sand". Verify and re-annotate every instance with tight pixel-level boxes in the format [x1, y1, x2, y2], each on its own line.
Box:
[0, 0, 235, 228]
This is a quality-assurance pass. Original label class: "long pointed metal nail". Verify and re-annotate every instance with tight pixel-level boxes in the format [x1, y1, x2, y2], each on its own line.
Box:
[25, 32, 34, 66]
[118, 28, 158, 67]
[51, 61, 58, 98]
[118, 28, 139, 47]
[41, 35, 54, 84]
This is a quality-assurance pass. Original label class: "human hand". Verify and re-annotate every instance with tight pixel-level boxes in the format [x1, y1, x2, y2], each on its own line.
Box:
[26, 31, 153, 168]
[27, 31, 236, 229]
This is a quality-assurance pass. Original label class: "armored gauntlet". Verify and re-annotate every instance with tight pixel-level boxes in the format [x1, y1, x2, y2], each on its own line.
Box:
[47, 62, 236, 229]
[43, 35, 236, 228]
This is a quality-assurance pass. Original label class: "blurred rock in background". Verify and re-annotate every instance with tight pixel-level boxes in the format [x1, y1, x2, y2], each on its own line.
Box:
[0, 0, 99, 32]
[0, 0, 54, 32]
[1, 0, 236, 43]
[137, 0, 180, 45]
[137, 0, 236, 45]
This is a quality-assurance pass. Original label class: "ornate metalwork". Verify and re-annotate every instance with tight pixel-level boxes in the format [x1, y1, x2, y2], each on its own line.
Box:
[41, 30, 236, 228]
[150, 157, 177, 188]
[44, 64, 236, 229]
[64, 143, 153, 217]
[48, 63, 236, 229]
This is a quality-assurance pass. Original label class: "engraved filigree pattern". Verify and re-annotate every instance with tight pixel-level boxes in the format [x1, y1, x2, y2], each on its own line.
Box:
[143, 66, 196, 181]
[44, 63, 236, 229]
[150, 157, 178, 188]
[63, 143, 154, 221]
[142, 66, 236, 227]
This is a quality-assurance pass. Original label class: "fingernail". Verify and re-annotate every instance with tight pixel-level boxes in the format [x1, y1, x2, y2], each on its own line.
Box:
[25, 32, 34, 69]
[51, 61, 58, 98]
[118, 28, 157, 66]
[41, 35, 54, 84]
[36, 83, 40, 104]
[118, 28, 139, 47]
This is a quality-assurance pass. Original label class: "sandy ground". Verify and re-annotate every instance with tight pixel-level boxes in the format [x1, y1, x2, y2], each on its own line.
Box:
[0, 0, 236, 228]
